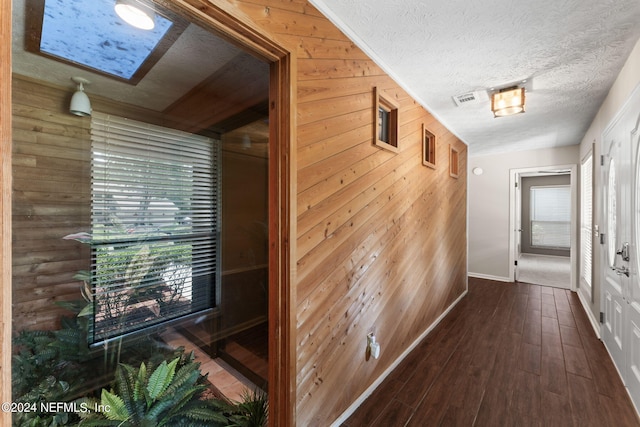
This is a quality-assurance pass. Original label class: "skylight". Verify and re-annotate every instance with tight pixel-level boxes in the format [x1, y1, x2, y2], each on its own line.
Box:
[39, 0, 173, 80]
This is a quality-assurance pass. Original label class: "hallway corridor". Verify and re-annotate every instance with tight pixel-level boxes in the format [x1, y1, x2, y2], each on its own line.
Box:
[343, 278, 640, 426]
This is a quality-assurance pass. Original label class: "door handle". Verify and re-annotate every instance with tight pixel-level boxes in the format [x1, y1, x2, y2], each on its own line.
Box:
[614, 265, 630, 277]
[617, 242, 630, 262]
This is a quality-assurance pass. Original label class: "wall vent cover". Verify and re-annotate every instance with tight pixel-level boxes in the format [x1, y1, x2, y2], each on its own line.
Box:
[452, 90, 488, 107]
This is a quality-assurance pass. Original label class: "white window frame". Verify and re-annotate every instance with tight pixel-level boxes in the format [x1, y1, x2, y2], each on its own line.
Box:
[580, 152, 593, 299]
[530, 185, 571, 249]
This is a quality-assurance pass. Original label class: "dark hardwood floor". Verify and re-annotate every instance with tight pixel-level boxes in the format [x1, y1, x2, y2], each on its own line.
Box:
[343, 277, 640, 426]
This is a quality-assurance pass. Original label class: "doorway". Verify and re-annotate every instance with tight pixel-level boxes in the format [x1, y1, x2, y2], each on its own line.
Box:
[599, 85, 640, 411]
[509, 165, 577, 289]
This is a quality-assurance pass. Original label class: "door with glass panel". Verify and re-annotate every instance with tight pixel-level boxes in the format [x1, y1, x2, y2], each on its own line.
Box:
[600, 90, 640, 410]
[626, 108, 640, 408]
[601, 131, 628, 375]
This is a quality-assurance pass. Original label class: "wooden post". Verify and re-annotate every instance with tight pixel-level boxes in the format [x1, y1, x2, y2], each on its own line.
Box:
[0, 0, 13, 425]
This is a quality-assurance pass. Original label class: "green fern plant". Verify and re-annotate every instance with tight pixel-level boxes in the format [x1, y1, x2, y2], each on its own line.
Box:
[226, 388, 268, 427]
[79, 353, 229, 427]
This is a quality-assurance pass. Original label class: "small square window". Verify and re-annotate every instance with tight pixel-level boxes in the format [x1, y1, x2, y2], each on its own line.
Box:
[422, 124, 436, 168]
[374, 87, 399, 153]
[449, 145, 460, 178]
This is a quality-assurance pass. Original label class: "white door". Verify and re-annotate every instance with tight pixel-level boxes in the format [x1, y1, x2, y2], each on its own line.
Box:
[627, 110, 640, 408]
[601, 131, 628, 374]
[600, 88, 640, 410]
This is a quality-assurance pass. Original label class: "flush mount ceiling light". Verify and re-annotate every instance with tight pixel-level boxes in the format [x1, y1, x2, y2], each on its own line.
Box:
[115, 0, 156, 30]
[491, 86, 525, 118]
[70, 77, 92, 117]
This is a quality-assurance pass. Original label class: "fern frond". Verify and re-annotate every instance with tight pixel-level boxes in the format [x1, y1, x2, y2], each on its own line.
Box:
[146, 358, 178, 399]
[34, 347, 57, 364]
[144, 398, 175, 424]
[133, 361, 147, 402]
[115, 363, 137, 421]
[183, 404, 230, 423]
[100, 389, 129, 422]
[159, 361, 200, 398]
[161, 386, 201, 420]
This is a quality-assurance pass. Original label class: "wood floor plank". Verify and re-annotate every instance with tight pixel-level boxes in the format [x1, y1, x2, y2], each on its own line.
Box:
[563, 344, 593, 379]
[542, 302, 558, 319]
[567, 373, 606, 426]
[370, 399, 414, 427]
[588, 350, 629, 399]
[541, 316, 560, 335]
[559, 325, 583, 348]
[342, 377, 405, 426]
[519, 342, 542, 375]
[344, 278, 639, 427]
[523, 309, 542, 345]
[393, 358, 442, 408]
[598, 393, 640, 427]
[557, 309, 577, 327]
[506, 370, 542, 426]
[541, 355, 568, 395]
[541, 332, 564, 361]
[541, 391, 574, 427]
[440, 368, 491, 426]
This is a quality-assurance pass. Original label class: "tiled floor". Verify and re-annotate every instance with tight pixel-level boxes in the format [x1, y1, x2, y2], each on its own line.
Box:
[161, 329, 255, 402]
[343, 277, 640, 426]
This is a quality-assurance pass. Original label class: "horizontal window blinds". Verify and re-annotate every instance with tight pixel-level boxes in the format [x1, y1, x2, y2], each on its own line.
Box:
[90, 112, 220, 344]
[530, 185, 571, 249]
[581, 155, 593, 289]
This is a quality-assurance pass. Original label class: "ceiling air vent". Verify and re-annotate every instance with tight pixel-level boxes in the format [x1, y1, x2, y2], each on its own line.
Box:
[452, 90, 488, 107]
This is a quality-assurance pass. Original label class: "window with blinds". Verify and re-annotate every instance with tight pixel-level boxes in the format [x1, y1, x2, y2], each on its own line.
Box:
[89, 112, 220, 345]
[580, 154, 593, 293]
[530, 185, 571, 249]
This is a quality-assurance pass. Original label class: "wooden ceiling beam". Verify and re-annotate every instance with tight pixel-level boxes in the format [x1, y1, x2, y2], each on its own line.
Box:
[162, 52, 269, 134]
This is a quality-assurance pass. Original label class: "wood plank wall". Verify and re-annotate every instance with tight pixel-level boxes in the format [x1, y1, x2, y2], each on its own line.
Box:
[12, 76, 93, 331]
[222, 1, 468, 425]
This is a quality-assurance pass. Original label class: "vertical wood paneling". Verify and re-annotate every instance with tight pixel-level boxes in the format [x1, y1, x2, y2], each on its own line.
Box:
[228, 1, 467, 425]
[1, 0, 12, 423]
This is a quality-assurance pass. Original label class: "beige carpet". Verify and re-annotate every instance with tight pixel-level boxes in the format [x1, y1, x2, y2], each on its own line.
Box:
[516, 253, 571, 289]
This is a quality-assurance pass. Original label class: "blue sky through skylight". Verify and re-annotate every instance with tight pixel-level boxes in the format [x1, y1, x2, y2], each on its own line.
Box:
[40, 0, 173, 80]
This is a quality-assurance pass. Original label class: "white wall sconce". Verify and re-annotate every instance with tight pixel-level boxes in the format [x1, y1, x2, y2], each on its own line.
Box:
[491, 86, 525, 118]
[70, 77, 92, 117]
[472, 167, 484, 176]
[115, 0, 156, 30]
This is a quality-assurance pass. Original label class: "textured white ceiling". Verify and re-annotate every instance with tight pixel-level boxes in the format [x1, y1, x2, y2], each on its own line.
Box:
[311, 0, 640, 157]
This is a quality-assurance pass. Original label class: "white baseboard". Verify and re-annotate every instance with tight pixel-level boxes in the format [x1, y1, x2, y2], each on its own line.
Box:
[577, 287, 600, 339]
[468, 272, 512, 282]
[330, 289, 468, 427]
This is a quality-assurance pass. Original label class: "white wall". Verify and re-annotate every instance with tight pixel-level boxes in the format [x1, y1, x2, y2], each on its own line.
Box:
[468, 145, 579, 281]
[578, 38, 640, 322]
